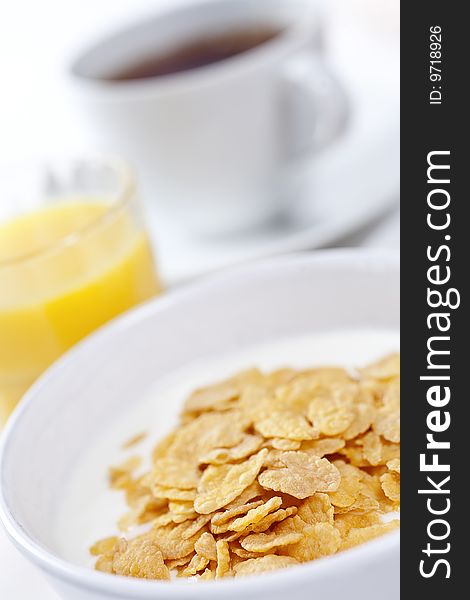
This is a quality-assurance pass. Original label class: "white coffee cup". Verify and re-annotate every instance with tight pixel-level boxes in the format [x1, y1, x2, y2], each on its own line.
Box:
[69, 0, 347, 235]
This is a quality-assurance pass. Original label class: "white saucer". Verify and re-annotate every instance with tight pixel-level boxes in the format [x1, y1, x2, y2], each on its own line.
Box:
[148, 18, 400, 285]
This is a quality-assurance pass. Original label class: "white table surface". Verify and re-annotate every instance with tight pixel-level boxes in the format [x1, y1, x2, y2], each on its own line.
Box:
[0, 0, 399, 597]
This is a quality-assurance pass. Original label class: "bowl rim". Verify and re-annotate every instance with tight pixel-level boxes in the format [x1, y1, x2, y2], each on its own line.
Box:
[0, 249, 400, 596]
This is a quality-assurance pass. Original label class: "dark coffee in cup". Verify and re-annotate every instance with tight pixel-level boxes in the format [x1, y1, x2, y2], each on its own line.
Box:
[105, 27, 281, 80]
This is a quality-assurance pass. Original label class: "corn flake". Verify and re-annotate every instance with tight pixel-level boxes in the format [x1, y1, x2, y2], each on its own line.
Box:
[340, 520, 400, 551]
[255, 410, 319, 442]
[241, 531, 303, 553]
[211, 500, 264, 530]
[228, 496, 283, 532]
[198, 567, 214, 580]
[194, 449, 268, 514]
[90, 536, 118, 557]
[215, 540, 231, 578]
[297, 493, 334, 525]
[109, 456, 142, 490]
[181, 553, 210, 576]
[165, 554, 194, 569]
[150, 485, 196, 502]
[168, 500, 196, 516]
[148, 457, 199, 490]
[248, 506, 298, 533]
[168, 410, 250, 464]
[307, 385, 358, 436]
[200, 434, 263, 465]
[334, 512, 382, 537]
[301, 438, 346, 457]
[259, 452, 340, 499]
[150, 522, 202, 560]
[194, 532, 217, 561]
[269, 438, 302, 451]
[122, 431, 148, 449]
[112, 536, 170, 580]
[224, 481, 264, 509]
[234, 554, 299, 577]
[380, 472, 400, 502]
[280, 522, 341, 561]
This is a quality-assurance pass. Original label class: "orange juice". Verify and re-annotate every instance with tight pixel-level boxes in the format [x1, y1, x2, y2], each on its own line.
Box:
[0, 201, 160, 425]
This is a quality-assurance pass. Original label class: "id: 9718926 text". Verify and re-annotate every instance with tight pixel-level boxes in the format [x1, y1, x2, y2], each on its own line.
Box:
[429, 26, 442, 105]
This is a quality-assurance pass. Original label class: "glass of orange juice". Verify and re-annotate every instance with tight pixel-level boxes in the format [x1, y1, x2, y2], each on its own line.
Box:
[0, 157, 161, 426]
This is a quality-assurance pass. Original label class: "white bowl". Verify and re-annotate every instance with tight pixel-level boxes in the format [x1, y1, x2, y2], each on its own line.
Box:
[0, 251, 399, 600]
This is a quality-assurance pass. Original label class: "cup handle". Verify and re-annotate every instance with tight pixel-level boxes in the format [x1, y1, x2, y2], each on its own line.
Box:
[282, 54, 349, 160]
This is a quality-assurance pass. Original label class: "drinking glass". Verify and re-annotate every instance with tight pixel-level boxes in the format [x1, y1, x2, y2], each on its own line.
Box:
[0, 157, 161, 426]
